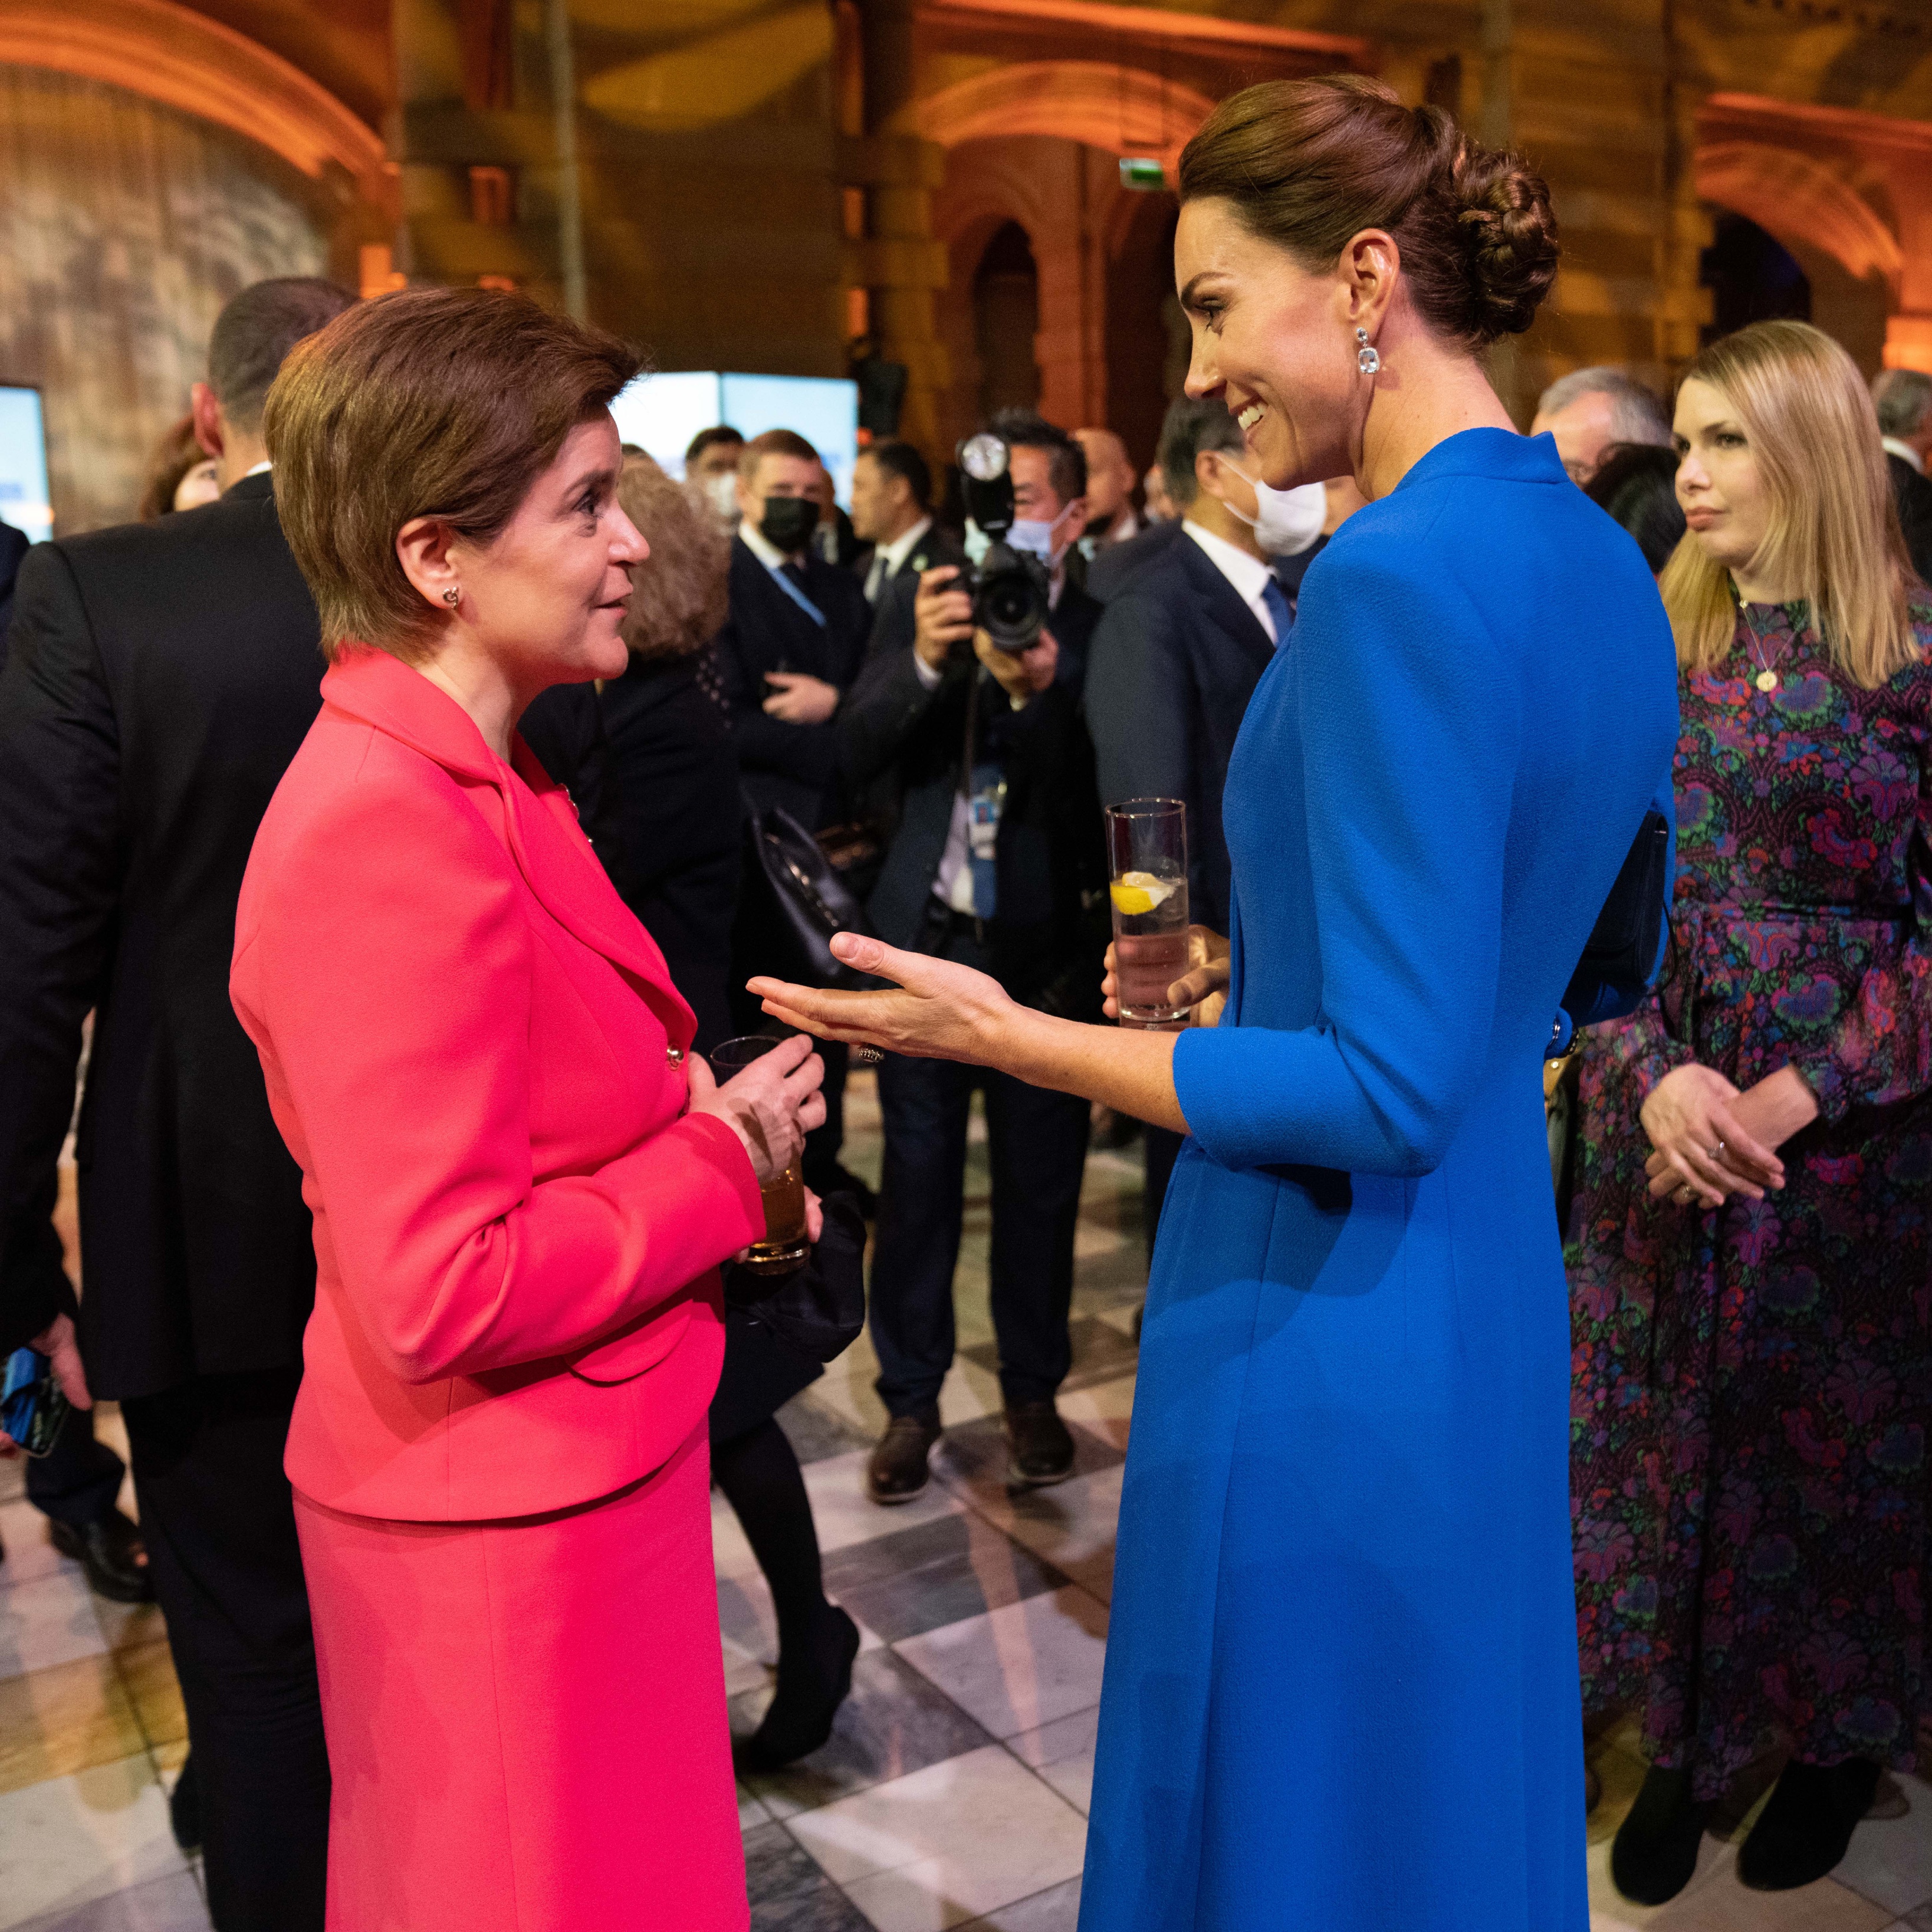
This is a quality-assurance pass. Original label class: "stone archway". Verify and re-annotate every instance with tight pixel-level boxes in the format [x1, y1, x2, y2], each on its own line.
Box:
[0, 0, 390, 213]
[1696, 94, 1932, 373]
[920, 63, 1211, 446]
[916, 61, 1217, 178]
[1695, 141, 1901, 291]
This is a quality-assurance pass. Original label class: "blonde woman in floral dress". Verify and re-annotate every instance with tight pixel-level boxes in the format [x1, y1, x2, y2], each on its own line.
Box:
[1569, 319, 1932, 1905]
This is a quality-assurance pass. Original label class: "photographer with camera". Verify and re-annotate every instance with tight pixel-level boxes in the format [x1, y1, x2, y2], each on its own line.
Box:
[839, 412, 1105, 1502]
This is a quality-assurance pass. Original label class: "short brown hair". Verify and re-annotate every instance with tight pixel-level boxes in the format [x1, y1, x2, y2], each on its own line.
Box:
[208, 277, 356, 432]
[737, 428, 819, 483]
[622, 465, 730, 659]
[264, 288, 645, 659]
[1178, 77, 1558, 349]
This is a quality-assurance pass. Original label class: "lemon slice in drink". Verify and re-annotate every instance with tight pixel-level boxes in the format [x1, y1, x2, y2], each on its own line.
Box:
[1109, 871, 1177, 916]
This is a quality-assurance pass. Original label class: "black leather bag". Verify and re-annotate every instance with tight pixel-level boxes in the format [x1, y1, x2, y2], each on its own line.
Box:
[1548, 807, 1672, 1062]
[721, 1192, 866, 1364]
[744, 800, 878, 990]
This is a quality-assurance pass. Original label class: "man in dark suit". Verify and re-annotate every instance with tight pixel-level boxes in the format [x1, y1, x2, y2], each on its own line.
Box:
[715, 426, 874, 1199]
[716, 426, 872, 827]
[850, 438, 965, 662]
[840, 411, 1105, 1502]
[1872, 367, 1932, 584]
[1086, 513, 1182, 602]
[0, 513, 28, 655]
[0, 276, 353, 1931]
[1084, 395, 1295, 1245]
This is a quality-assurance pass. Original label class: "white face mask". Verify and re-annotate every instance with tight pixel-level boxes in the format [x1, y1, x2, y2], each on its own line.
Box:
[1223, 466, 1327, 558]
[705, 472, 738, 521]
[1006, 501, 1077, 566]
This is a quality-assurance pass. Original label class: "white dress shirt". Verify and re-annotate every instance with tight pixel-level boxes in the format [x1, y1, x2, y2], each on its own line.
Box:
[1182, 518, 1281, 645]
[1883, 436, 1925, 477]
[863, 515, 934, 604]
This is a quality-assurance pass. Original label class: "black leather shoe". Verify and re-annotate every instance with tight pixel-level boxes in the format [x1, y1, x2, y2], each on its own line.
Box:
[49, 1510, 155, 1605]
[1004, 1401, 1075, 1488]
[1737, 1757, 1881, 1891]
[733, 1606, 861, 1774]
[1611, 1764, 1708, 1905]
[168, 1753, 201, 1854]
[867, 1409, 940, 1503]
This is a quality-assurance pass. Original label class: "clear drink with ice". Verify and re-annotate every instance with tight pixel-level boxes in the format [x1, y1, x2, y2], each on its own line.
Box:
[1105, 799, 1191, 1030]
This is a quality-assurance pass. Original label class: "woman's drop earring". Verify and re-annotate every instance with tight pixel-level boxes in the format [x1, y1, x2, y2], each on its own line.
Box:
[442, 586, 461, 606]
[1355, 327, 1381, 376]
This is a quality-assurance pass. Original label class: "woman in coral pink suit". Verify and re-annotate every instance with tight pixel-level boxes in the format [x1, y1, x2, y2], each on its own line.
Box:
[230, 288, 825, 1931]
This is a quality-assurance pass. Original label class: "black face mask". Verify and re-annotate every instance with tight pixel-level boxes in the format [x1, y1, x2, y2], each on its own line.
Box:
[759, 495, 819, 555]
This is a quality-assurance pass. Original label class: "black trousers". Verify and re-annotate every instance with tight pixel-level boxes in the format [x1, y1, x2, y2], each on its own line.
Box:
[25, 1401, 126, 1527]
[122, 1368, 328, 1932]
[801, 1037, 850, 1194]
[869, 930, 1091, 1415]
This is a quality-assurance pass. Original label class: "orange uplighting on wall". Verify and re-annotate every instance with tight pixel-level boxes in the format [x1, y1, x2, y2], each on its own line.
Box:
[359, 245, 408, 298]
[478, 275, 518, 293]
[469, 166, 514, 228]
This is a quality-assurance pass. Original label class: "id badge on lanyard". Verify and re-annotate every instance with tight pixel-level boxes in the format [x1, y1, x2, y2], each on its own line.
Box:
[967, 761, 1006, 921]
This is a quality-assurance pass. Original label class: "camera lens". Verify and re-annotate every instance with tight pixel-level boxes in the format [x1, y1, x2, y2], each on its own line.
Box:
[984, 576, 1033, 632]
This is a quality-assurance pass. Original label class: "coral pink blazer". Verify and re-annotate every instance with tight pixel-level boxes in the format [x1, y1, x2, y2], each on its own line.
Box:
[231, 648, 764, 1522]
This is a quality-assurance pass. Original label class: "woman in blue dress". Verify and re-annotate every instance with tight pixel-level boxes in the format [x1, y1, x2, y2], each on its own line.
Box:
[753, 75, 1681, 1928]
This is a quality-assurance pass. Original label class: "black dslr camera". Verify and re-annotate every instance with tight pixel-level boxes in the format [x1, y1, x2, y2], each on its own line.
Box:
[956, 433, 1050, 653]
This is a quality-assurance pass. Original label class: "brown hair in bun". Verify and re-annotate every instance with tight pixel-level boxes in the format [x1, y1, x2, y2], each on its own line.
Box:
[1178, 75, 1559, 349]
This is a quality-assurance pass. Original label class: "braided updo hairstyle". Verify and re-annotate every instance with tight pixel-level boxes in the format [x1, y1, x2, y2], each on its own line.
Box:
[1177, 76, 1559, 349]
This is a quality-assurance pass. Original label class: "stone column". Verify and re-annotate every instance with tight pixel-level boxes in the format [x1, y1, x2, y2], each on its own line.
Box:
[1031, 144, 1113, 433]
[1496, 0, 1706, 419]
[851, 0, 950, 461]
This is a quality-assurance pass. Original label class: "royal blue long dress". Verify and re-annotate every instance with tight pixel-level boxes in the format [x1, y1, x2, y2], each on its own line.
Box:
[1079, 429, 1680, 1931]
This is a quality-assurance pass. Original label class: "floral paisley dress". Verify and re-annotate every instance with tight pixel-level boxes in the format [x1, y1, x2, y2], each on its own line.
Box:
[1567, 600, 1932, 1797]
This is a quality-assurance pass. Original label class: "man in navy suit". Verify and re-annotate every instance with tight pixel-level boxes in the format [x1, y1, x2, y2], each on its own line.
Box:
[1083, 395, 1294, 1240]
[714, 427, 873, 829]
[714, 427, 874, 1200]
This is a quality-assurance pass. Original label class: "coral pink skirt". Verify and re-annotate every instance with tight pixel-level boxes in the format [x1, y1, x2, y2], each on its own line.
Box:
[293, 1426, 746, 1932]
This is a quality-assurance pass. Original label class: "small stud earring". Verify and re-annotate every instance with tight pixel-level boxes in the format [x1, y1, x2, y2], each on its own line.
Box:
[1355, 327, 1381, 376]
[441, 586, 461, 606]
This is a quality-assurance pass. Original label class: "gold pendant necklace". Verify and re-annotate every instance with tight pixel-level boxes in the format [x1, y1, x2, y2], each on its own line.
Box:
[1739, 600, 1785, 692]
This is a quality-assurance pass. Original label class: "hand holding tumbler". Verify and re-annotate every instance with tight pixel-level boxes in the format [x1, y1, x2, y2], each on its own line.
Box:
[709, 1034, 813, 1275]
[1106, 800, 1190, 1030]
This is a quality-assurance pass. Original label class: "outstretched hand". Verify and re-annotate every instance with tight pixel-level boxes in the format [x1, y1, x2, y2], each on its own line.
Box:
[749, 934, 1018, 1065]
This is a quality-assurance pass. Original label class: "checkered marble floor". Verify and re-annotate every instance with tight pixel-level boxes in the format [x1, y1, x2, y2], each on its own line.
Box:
[2, 1072, 1927, 1930]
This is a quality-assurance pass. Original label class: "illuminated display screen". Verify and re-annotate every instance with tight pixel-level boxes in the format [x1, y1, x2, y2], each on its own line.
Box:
[609, 371, 860, 505]
[0, 386, 52, 544]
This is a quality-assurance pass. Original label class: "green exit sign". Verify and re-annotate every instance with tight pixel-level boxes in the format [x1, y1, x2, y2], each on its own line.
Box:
[1119, 157, 1165, 192]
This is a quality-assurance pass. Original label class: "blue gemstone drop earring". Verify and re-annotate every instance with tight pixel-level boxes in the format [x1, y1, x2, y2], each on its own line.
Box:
[1356, 327, 1382, 376]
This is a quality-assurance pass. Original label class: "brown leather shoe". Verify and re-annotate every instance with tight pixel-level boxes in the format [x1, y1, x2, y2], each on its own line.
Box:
[867, 1408, 941, 1503]
[1004, 1401, 1075, 1487]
